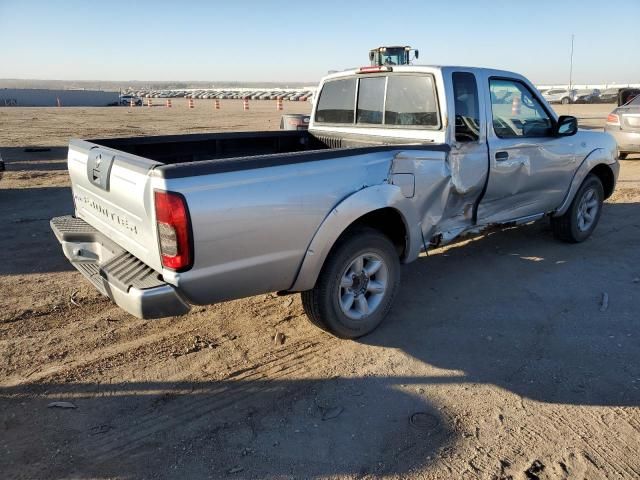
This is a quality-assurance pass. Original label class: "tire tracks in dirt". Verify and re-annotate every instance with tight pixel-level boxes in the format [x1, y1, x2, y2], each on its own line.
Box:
[79, 334, 341, 464]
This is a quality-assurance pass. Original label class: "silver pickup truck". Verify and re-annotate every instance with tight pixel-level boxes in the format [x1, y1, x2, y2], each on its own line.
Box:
[51, 65, 619, 338]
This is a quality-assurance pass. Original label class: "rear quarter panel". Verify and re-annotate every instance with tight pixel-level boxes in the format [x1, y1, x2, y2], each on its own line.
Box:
[159, 152, 394, 305]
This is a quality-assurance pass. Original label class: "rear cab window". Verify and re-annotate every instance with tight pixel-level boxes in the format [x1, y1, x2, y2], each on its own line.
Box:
[356, 77, 385, 124]
[314, 78, 356, 124]
[315, 73, 440, 129]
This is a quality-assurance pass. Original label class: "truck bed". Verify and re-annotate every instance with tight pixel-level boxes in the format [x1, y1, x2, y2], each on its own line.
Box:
[86, 129, 443, 179]
[91, 130, 319, 165]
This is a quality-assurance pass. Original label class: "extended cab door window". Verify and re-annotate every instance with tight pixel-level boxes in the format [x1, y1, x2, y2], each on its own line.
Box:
[489, 79, 553, 138]
[452, 72, 480, 141]
[315, 78, 356, 124]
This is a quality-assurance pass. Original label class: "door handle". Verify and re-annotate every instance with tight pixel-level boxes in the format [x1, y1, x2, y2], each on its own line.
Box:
[495, 151, 509, 161]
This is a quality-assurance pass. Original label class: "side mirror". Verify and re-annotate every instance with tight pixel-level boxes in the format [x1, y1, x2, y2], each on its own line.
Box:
[369, 51, 375, 61]
[555, 115, 578, 136]
[414, 50, 419, 59]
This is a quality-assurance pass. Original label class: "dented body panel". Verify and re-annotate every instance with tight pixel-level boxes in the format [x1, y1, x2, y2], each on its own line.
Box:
[160, 150, 395, 304]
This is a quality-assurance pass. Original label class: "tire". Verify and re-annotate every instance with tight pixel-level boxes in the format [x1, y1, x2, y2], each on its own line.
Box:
[619, 152, 628, 160]
[561, 97, 571, 105]
[551, 174, 604, 243]
[301, 227, 401, 339]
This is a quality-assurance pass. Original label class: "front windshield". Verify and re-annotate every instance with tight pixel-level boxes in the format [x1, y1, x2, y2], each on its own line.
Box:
[378, 48, 406, 66]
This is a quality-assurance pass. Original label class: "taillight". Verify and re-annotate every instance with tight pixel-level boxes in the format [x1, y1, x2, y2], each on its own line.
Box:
[154, 190, 192, 271]
[606, 113, 620, 125]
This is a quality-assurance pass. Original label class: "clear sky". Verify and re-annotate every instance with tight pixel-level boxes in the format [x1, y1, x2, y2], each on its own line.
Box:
[1, 0, 639, 85]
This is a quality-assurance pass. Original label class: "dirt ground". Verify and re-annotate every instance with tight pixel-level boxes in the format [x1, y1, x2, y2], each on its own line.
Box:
[1, 100, 639, 480]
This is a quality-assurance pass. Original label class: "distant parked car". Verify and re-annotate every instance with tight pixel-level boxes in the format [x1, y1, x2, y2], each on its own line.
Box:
[279, 114, 310, 130]
[605, 93, 640, 159]
[119, 95, 142, 106]
[574, 89, 601, 104]
[542, 89, 577, 104]
[598, 88, 620, 104]
[618, 88, 640, 106]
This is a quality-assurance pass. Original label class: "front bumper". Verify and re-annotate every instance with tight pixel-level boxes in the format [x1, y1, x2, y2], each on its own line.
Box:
[50, 216, 190, 319]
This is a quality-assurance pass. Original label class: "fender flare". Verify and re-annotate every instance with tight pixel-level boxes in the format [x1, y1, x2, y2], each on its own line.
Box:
[288, 183, 422, 292]
[553, 148, 617, 217]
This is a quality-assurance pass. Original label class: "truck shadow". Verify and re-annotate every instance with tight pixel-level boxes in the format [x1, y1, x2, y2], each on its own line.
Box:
[366, 201, 640, 408]
[0, 187, 74, 275]
[0, 376, 451, 479]
[1, 202, 639, 478]
[0, 146, 68, 171]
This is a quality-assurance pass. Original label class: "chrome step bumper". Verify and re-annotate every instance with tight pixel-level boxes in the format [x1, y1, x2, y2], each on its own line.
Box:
[50, 215, 190, 319]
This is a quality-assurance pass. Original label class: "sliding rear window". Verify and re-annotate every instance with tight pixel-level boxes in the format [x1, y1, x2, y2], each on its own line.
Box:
[315, 74, 440, 128]
[356, 77, 385, 124]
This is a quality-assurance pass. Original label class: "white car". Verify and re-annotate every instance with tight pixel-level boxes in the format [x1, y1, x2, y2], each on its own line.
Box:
[542, 89, 577, 105]
[119, 95, 142, 106]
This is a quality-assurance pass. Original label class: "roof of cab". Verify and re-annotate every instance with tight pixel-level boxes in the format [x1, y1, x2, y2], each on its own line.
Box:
[321, 64, 525, 82]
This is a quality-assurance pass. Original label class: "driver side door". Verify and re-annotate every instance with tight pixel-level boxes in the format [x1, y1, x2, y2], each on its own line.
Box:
[477, 77, 577, 223]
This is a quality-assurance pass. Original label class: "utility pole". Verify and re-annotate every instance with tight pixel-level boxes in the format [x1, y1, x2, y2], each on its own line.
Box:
[569, 34, 575, 91]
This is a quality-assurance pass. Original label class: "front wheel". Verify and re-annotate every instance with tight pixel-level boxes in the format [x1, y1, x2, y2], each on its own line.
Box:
[561, 97, 571, 105]
[301, 227, 400, 339]
[551, 174, 604, 243]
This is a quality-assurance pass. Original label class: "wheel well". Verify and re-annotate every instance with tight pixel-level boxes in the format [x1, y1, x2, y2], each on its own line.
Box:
[346, 208, 408, 259]
[590, 164, 615, 199]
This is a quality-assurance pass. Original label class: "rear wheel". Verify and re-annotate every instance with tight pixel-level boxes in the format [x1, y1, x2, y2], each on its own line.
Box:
[619, 152, 629, 160]
[551, 174, 604, 243]
[301, 227, 400, 339]
[561, 97, 571, 105]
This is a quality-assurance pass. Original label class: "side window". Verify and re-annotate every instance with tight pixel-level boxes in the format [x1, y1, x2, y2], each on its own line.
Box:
[452, 72, 480, 142]
[489, 79, 553, 138]
[315, 78, 356, 124]
[356, 76, 385, 124]
[385, 76, 439, 127]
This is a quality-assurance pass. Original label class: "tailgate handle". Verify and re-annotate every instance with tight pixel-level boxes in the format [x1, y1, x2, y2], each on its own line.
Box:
[87, 149, 116, 191]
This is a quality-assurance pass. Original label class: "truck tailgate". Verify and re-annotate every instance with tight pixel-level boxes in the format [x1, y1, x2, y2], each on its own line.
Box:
[67, 140, 163, 272]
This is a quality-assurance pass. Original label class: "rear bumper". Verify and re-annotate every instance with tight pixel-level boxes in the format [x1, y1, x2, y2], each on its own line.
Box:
[50, 216, 191, 319]
[604, 127, 640, 153]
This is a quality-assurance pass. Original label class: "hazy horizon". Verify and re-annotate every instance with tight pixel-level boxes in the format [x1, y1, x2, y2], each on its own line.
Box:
[1, 0, 639, 85]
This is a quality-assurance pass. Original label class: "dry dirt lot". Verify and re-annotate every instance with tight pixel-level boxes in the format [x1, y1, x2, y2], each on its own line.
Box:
[1, 100, 639, 479]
